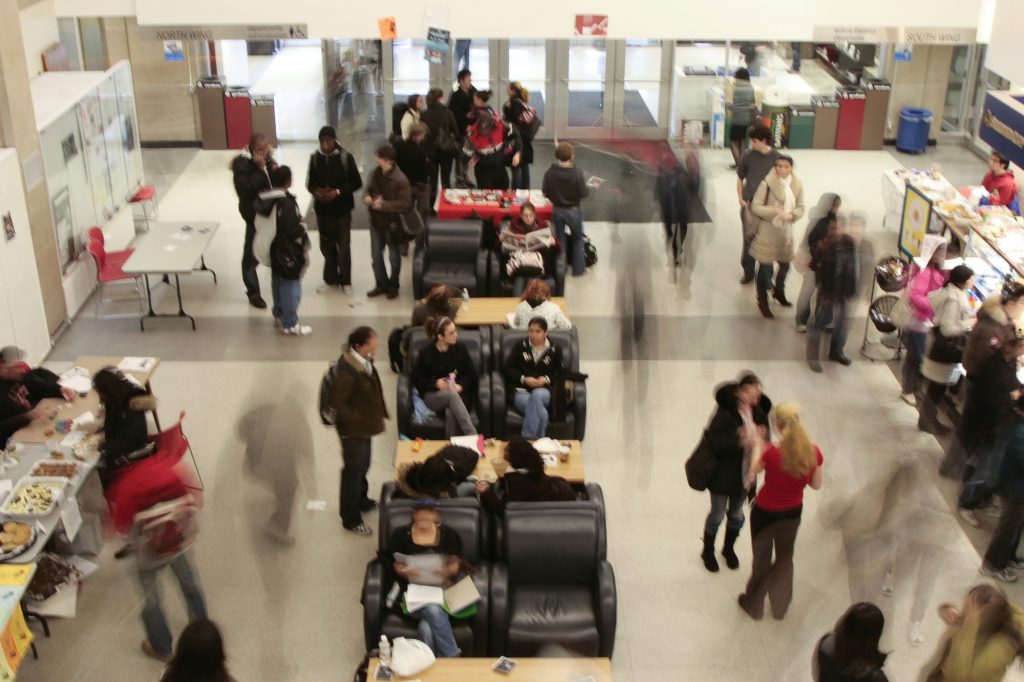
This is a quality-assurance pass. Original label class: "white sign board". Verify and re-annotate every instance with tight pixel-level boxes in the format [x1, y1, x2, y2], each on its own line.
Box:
[899, 27, 976, 45]
[813, 26, 895, 43]
[138, 24, 309, 41]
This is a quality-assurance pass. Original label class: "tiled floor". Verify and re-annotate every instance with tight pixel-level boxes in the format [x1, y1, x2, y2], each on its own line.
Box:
[23, 140, 1024, 682]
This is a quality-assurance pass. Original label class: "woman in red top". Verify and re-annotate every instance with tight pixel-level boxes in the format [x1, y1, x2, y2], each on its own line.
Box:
[738, 402, 823, 620]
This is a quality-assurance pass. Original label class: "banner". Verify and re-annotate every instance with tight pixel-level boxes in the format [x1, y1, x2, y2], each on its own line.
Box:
[979, 92, 1024, 171]
[425, 27, 450, 64]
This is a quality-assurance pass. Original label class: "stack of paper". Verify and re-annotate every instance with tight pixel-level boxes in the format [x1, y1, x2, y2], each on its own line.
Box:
[117, 356, 156, 373]
[404, 584, 444, 613]
[403, 576, 481, 615]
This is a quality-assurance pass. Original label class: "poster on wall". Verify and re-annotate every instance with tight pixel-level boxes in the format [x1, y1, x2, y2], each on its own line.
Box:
[76, 92, 114, 222]
[51, 188, 73, 271]
[2, 213, 13, 242]
[574, 15, 608, 36]
[377, 17, 397, 40]
[899, 184, 932, 259]
[162, 40, 184, 62]
[425, 27, 450, 64]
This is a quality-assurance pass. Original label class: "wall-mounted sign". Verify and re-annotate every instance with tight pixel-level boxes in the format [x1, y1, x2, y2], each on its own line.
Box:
[898, 27, 976, 45]
[814, 25, 976, 45]
[894, 43, 913, 61]
[162, 40, 184, 61]
[138, 24, 308, 41]
[813, 26, 895, 43]
[979, 91, 1024, 171]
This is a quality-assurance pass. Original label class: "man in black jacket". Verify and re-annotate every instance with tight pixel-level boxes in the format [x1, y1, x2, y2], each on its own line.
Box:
[806, 214, 858, 371]
[395, 122, 431, 250]
[447, 69, 476, 188]
[307, 126, 363, 293]
[231, 133, 277, 309]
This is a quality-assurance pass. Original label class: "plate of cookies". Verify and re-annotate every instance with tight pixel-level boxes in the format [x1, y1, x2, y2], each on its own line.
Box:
[0, 522, 35, 561]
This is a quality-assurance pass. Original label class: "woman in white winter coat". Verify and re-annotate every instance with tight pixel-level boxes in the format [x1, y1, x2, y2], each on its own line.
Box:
[918, 265, 976, 434]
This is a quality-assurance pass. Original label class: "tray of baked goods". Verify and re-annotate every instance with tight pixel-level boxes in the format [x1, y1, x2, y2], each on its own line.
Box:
[0, 522, 36, 561]
[1, 477, 67, 519]
[29, 460, 80, 480]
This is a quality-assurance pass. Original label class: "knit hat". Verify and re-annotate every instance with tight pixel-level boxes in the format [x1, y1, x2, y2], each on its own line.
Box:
[318, 126, 337, 141]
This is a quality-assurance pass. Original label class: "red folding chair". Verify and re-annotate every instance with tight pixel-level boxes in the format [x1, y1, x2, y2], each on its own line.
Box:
[129, 185, 158, 231]
[86, 227, 134, 267]
[148, 411, 204, 493]
[86, 241, 144, 319]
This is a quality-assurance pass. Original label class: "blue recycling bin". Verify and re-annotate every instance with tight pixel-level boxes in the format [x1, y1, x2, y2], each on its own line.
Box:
[896, 107, 932, 154]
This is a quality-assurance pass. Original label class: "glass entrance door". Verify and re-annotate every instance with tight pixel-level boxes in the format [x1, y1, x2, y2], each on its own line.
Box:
[496, 39, 554, 140]
[614, 39, 672, 139]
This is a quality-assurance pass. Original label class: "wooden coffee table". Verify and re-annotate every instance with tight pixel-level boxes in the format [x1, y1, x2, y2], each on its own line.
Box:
[367, 656, 611, 681]
[454, 297, 568, 327]
[394, 439, 585, 483]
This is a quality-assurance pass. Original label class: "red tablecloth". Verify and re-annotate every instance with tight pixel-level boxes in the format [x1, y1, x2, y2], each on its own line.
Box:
[436, 190, 553, 221]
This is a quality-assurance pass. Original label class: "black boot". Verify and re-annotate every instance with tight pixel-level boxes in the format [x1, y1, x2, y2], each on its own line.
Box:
[757, 295, 774, 319]
[773, 291, 793, 307]
[722, 527, 740, 570]
[701, 531, 720, 572]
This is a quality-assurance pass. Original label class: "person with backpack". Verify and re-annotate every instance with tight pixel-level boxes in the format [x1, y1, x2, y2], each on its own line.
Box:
[306, 125, 362, 294]
[503, 81, 539, 190]
[230, 133, 277, 309]
[421, 88, 460, 206]
[447, 70, 476, 188]
[542, 142, 590, 277]
[328, 326, 388, 536]
[364, 144, 412, 299]
[253, 166, 312, 336]
[108, 454, 207, 663]
[806, 213, 859, 371]
[464, 90, 521, 191]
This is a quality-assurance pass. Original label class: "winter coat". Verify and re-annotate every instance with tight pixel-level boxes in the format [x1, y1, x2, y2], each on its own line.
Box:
[503, 338, 564, 391]
[814, 633, 889, 682]
[231, 152, 276, 221]
[921, 604, 1024, 682]
[411, 343, 478, 407]
[906, 264, 948, 332]
[998, 418, 1024, 505]
[400, 109, 420, 141]
[502, 97, 535, 165]
[963, 296, 1018, 377]
[705, 383, 772, 497]
[447, 86, 477, 135]
[748, 169, 805, 263]
[330, 351, 388, 439]
[542, 164, 589, 208]
[365, 166, 412, 231]
[395, 138, 431, 185]
[421, 102, 459, 157]
[922, 285, 975, 384]
[395, 445, 479, 499]
[306, 142, 362, 215]
[479, 470, 575, 515]
[101, 389, 153, 467]
[816, 234, 858, 302]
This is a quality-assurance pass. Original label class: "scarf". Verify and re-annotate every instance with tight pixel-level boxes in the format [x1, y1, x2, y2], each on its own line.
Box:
[772, 174, 796, 228]
[739, 403, 758, 491]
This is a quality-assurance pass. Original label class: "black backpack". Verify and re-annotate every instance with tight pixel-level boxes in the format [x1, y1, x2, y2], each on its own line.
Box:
[270, 231, 310, 279]
[387, 325, 408, 373]
[318, 360, 340, 426]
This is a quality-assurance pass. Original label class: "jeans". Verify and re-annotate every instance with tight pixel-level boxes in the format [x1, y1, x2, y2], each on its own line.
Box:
[413, 603, 460, 657]
[795, 274, 815, 326]
[370, 224, 401, 291]
[742, 506, 802, 620]
[901, 330, 928, 395]
[704, 492, 745, 536]
[138, 552, 208, 657]
[514, 388, 551, 438]
[241, 218, 261, 296]
[807, 297, 848, 360]
[317, 210, 352, 286]
[552, 206, 586, 276]
[984, 500, 1024, 569]
[740, 209, 755, 279]
[339, 436, 371, 527]
[422, 390, 476, 436]
[511, 164, 531, 190]
[756, 261, 790, 300]
[959, 427, 1012, 510]
[454, 39, 471, 71]
[271, 273, 302, 328]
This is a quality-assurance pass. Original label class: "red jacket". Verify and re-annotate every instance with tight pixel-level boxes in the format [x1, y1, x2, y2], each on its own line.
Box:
[983, 170, 1017, 206]
[108, 455, 187, 534]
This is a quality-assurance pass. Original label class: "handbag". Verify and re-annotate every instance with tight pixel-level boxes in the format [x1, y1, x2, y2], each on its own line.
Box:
[928, 328, 965, 364]
[685, 431, 717, 492]
[435, 126, 460, 156]
[391, 210, 425, 244]
[889, 292, 912, 330]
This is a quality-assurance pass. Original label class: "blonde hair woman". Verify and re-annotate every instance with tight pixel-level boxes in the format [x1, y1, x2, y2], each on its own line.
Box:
[738, 402, 823, 620]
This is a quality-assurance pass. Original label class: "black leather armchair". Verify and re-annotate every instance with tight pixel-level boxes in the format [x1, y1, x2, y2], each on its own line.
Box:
[413, 221, 490, 299]
[491, 482, 607, 560]
[488, 248, 566, 297]
[397, 328, 493, 438]
[490, 506, 616, 658]
[491, 328, 586, 440]
[361, 500, 490, 655]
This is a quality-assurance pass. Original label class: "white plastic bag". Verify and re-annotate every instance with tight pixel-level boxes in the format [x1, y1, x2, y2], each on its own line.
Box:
[389, 637, 436, 676]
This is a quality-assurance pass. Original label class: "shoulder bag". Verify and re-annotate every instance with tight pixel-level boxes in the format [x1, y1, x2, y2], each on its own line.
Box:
[685, 431, 717, 492]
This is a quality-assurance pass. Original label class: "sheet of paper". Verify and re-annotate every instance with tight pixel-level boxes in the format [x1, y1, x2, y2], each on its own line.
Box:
[541, 453, 558, 468]
[117, 356, 156, 373]
[58, 374, 92, 395]
[404, 583, 444, 612]
[449, 435, 479, 450]
[72, 411, 96, 429]
[394, 553, 444, 585]
[443, 575, 481, 613]
[60, 431, 85, 449]
[0, 565, 32, 587]
[60, 496, 82, 542]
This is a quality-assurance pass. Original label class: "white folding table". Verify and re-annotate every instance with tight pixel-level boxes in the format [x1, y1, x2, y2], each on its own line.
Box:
[122, 221, 219, 331]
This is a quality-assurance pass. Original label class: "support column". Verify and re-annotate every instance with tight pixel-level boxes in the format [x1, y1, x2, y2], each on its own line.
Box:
[0, 0, 67, 333]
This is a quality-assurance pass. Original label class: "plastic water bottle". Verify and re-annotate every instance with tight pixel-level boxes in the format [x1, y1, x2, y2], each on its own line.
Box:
[462, 287, 470, 311]
[379, 634, 391, 668]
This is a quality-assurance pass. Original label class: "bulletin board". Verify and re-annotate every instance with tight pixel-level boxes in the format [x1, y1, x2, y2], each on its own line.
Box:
[899, 183, 933, 259]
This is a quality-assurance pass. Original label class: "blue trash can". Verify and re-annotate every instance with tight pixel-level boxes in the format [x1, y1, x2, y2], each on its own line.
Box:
[896, 107, 932, 154]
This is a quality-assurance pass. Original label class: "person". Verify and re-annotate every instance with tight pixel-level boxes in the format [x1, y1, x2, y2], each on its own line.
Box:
[900, 235, 950, 406]
[542, 142, 590, 277]
[161, 619, 235, 682]
[737, 124, 781, 286]
[655, 151, 700, 269]
[728, 68, 757, 168]
[503, 82, 536, 190]
[813, 602, 889, 682]
[395, 445, 478, 499]
[701, 373, 772, 573]
[306, 125, 362, 294]
[511, 278, 572, 330]
[499, 202, 558, 296]
[739, 41, 759, 76]
[364, 144, 412, 299]
[807, 213, 859, 370]
[395, 121, 432, 250]
[918, 265, 976, 434]
[412, 316, 478, 437]
[749, 155, 805, 318]
[503, 317, 564, 438]
[448, 70, 476, 188]
[738, 402, 823, 620]
[93, 367, 152, 487]
[982, 395, 1024, 582]
[476, 437, 575, 514]
[464, 90, 520, 191]
[454, 39, 471, 71]
[329, 326, 388, 536]
[231, 133, 277, 309]
[412, 283, 459, 328]
[108, 454, 207, 663]
[922, 584, 1024, 681]
[982, 152, 1017, 208]
[0, 346, 74, 443]
[400, 94, 424, 141]
[421, 88, 460, 205]
[795, 193, 841, 333]
[254, 166, 312, 336]
[388, 502, 466, 658]
[791, 42, 802, 73]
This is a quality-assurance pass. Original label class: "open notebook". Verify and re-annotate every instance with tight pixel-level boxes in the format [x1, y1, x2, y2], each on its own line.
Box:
[404, 576, 480, 614]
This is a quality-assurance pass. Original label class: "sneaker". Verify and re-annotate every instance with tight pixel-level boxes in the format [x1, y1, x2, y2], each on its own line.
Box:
[900, 392, 917, 407]
[1009, 557, 1024, 570]
[958, 508, 981, 528]
[881, 568, 894, 596]
[980, 562, 1019, 582]
[248, 294, 268, 309]
[344, 522, 372, 537]
[367, 287, 388, 298]
[795, 324, 807, 333]
[282, 325, 312, 336]
[909, 620, 924, 646]
[141, 640, 171, 663]
[341, 285, 353, 295]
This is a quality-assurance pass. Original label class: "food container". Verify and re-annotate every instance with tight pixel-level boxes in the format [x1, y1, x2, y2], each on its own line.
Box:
[2, 477, 67, 518]
[29, 459, 80, 480]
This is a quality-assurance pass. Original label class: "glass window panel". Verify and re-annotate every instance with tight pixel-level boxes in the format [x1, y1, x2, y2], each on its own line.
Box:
[567, 40, 606, 128]
[623, 40, 661, 126]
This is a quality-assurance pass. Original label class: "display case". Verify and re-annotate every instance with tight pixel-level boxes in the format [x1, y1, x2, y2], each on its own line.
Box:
[954, 209, 1024, 300]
